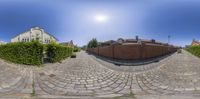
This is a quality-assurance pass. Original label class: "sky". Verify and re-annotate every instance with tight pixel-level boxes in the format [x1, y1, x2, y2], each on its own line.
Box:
[0, 0, 200, 47]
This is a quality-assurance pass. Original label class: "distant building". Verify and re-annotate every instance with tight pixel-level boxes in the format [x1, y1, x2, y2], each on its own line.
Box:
[99, 37, 171, 47]
[11, 27, 58, 44]
[60, 40, 75, 47]
[0, 41, 6, 45]
[191, 39, 200, 46]
[185, 45, 191, 48]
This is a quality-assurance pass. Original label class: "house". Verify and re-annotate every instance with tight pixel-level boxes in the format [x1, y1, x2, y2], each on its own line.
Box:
[100, 40, 118, 46]
[99, 37, 172, 47]
[60, 40, 75, 47]
[191, 39, 200, 46]
[11, 27, 58, 44]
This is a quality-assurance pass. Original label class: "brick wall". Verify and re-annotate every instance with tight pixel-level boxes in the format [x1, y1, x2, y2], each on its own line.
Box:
[87, 43, 178, 60]
[114, 44, 141, 60]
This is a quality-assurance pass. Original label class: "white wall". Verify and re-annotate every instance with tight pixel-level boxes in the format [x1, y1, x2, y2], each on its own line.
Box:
[11, 27, 57, 44]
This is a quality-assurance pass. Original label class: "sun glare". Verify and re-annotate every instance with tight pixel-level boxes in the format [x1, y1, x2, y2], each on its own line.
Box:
[94, 14, 108, 22]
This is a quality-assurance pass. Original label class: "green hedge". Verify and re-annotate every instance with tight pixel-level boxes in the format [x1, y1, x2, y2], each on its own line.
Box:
[0, 41, 44, 65]
[46, 43, 73, 63]
[73, 47, 81, 52]
[186, 46, 200, 57]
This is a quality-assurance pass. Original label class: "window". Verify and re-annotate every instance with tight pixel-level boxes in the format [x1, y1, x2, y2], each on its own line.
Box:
[36, 38, 39, 41]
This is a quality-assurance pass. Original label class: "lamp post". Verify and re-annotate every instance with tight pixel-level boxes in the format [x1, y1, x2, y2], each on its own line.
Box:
[168, 35, 170, 44]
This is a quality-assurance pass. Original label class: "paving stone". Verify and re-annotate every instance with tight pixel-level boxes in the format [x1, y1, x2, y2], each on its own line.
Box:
[0, 50, 199, 98]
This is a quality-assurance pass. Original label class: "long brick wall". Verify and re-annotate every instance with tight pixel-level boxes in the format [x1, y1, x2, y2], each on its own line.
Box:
[87, 43, 178, 60]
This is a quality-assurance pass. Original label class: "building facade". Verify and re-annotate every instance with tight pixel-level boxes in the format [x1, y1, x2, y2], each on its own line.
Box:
[60, 40, 75, 47]
[0, 41, 6, 45]
[11, 27, 57, 44]
[191, 39, 200, 46]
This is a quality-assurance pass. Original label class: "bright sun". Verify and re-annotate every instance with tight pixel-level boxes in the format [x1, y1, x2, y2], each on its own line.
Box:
[94, 14, 108, 22]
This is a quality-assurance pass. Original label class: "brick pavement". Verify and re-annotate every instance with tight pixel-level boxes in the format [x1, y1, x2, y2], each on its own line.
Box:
[0, 50, 199, 98]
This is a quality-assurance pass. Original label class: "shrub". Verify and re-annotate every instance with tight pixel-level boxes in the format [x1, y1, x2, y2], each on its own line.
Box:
[73, 47, 81, 52]
[46, 43, 73, 63]
[186, 46, 200, 57]
[0, 41, 44, 65]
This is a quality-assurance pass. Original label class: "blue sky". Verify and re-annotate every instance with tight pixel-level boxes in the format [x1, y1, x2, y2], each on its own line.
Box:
[0, 0, 200, 46]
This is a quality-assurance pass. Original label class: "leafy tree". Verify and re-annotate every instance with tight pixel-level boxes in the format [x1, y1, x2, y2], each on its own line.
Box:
[87, 38, 98, 48]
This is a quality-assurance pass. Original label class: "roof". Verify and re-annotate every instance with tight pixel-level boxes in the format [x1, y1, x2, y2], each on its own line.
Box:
[191, 39, 200, 45]
[45, 32, 58, 41]
[99, 38, 175, 47]
[125, 39, 138, 43]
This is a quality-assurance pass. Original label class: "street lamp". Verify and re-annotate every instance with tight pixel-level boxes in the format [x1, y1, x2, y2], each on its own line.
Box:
[168, 35, 170, 44]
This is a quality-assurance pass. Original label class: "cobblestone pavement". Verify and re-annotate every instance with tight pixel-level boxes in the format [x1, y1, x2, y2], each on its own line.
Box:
[0, 50, 200, 98]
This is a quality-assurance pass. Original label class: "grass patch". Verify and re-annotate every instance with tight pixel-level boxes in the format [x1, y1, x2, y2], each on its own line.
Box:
[114, 92, 136, 99]
[128, 92, 135, 98]
[122, 91, 136, 98]
[31, 80, 36, 97]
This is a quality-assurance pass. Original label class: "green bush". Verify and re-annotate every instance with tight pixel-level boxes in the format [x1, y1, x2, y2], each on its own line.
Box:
[0, 41, 44, 65]
[73, 47, 81, 52]
[46, 43, 73, 63]
[186, 46, 200, 57]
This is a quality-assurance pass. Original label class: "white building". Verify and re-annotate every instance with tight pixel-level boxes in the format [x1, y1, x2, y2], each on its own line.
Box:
[11, 27, 58, 44]
[0, 41, 6, 45]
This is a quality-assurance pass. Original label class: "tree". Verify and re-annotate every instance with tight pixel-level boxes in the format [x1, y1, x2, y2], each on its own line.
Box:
[81, 45, 87, 50]
[87, 38, 98, 48]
